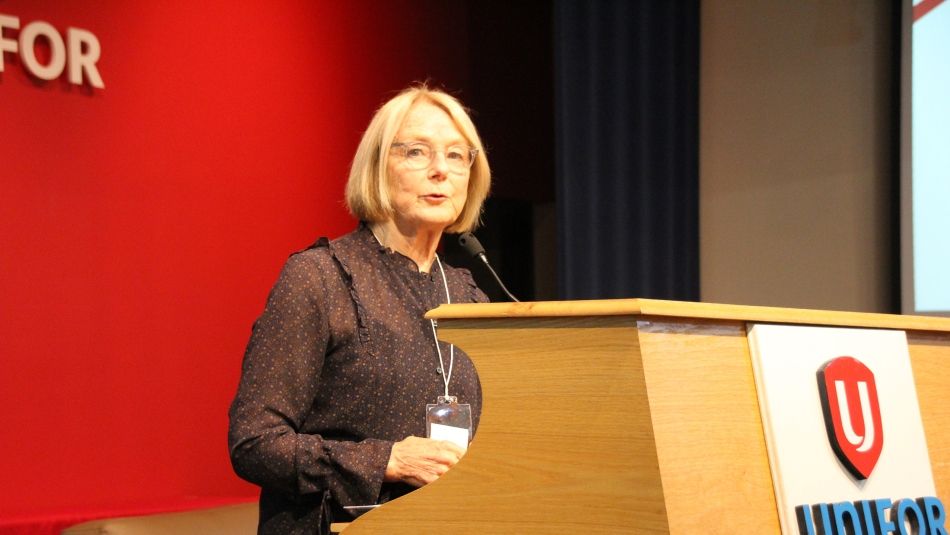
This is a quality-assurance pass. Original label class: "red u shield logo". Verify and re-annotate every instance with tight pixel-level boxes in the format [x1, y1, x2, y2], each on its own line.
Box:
[817, 357, 884, 480]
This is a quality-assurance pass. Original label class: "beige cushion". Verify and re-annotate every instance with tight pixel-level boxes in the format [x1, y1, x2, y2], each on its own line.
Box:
[61, 502, 257, 535]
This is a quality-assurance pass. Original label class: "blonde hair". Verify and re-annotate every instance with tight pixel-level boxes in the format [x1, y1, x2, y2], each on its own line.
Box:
[345, 85, 491, 233]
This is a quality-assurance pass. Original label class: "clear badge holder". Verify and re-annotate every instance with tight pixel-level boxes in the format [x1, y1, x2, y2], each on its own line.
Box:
[426, 395, 473, 451]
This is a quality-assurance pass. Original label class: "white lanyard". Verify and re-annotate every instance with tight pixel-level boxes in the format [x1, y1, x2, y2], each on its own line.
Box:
[429, 254, 455, 400]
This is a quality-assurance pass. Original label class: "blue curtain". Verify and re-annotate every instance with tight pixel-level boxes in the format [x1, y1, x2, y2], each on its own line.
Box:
[554, 0, 699, 300]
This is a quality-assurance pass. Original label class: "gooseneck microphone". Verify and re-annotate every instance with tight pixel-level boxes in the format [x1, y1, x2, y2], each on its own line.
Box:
[457, 232, 520, 302]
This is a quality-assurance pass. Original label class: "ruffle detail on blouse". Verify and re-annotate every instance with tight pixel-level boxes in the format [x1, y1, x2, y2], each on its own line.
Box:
[309, 237, 372, 347]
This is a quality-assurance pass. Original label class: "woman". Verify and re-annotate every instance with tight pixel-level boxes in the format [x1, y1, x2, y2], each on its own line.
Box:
[228, 85, 492, 534]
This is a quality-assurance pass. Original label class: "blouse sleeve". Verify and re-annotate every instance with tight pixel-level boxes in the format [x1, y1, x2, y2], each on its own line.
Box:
[228, 253, 392, 506]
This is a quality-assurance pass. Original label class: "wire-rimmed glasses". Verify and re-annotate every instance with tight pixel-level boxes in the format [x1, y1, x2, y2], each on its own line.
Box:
[391, 141, 478, 173]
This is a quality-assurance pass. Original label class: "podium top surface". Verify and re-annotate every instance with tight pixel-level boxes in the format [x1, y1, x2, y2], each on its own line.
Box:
[426, 298, 950, 333]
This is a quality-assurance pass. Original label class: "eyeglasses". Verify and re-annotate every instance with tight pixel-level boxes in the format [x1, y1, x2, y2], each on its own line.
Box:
[391, 141, 478, 173]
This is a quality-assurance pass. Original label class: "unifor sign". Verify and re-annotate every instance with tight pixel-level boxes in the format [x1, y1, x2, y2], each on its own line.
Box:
[0, 12, 104, 89]
[747, 325, 946, 535]
[796, 356, 946, 535]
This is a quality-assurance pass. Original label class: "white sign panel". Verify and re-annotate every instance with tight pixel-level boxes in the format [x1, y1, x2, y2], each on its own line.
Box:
[747, 324, 942, 535]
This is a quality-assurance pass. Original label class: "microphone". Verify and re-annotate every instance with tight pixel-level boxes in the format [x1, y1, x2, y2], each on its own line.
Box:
[457, 232, 520, 302]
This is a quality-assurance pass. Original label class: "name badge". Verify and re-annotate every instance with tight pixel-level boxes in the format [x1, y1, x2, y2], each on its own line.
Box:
[425, 396, 472, 450]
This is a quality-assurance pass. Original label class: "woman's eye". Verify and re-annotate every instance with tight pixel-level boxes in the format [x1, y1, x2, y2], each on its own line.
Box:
[446, 149, 465, 161]
[406, 147, 427, 158]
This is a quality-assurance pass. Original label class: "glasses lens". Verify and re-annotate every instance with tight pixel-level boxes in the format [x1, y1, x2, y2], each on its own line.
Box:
[445, 147, 470, 170]
[395, 143, 475, 172]
[403, 143, 431, 169]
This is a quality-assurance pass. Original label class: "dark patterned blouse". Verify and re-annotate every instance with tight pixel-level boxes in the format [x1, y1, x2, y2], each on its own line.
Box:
[228, 224, 487, 535]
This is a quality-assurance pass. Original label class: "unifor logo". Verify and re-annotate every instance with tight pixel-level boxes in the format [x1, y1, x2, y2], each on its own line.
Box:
[817, 356, 884, 480]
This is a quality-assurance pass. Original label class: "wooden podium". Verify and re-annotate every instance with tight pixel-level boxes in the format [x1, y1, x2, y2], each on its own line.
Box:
[339, 299, 950, 534]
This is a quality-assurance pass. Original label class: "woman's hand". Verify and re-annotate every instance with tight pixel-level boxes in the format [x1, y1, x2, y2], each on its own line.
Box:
[384, 436, 465, 487]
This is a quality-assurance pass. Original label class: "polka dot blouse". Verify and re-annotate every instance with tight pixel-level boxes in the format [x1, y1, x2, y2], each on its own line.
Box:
[228, 224, 487, 534]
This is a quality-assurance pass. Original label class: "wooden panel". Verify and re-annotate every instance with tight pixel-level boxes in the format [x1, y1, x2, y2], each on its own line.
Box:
[428, 299, 950, 332]
[908, 331, 950, 498]
[637, 320, 780, 534]
[345, 316, 671, 534]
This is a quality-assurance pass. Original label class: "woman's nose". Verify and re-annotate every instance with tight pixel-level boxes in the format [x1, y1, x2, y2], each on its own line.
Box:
[428, 151, 450, 178]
